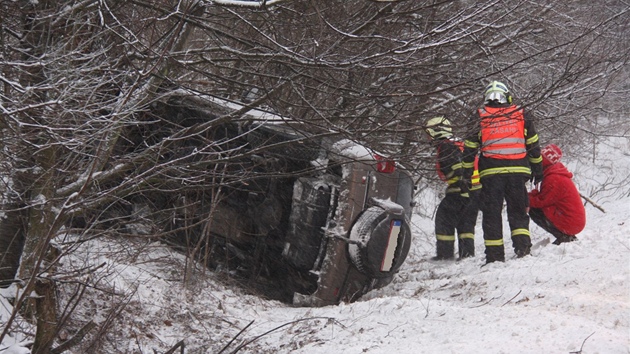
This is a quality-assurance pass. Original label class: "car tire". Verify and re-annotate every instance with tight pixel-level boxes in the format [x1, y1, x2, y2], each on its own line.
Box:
[348, 206, 411, 279]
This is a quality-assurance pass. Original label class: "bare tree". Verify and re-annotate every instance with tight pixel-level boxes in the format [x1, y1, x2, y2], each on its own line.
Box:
[0, 0, 628, 352]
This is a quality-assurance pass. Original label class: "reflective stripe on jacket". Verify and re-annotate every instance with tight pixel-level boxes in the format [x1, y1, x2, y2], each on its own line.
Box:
[471, 157, 481, 190]
[463, 104, 542, 180]
[436, 139, 481, 192]
[479, 107, 526, 160]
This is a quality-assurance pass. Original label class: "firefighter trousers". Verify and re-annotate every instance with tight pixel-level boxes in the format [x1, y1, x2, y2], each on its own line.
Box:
[435, 191, 480, 259]
[479, 174, 532, 262]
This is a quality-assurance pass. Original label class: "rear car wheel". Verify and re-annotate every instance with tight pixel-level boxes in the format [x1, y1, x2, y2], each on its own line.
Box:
[348, 206, 411, 279]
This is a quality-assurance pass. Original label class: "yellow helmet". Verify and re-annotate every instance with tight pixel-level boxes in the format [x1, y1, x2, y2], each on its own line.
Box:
[424, 116, 453, 139]
[484, 80, 512, 104]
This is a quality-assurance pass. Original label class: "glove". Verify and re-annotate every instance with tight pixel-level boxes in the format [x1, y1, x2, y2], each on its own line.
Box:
[529, 173, 542, 185]
[458, 178, 470, 196]
[462, 168, 474, 181]
[530, 164, 543, 185]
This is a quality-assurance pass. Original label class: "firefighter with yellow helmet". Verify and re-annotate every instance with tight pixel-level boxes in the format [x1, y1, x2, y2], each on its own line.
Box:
[462, 81, 543, 264]
[424, 116, 481, 260]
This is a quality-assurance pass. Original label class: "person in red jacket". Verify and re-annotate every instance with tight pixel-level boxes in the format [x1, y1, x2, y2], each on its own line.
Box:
[528, 144, 586, 244]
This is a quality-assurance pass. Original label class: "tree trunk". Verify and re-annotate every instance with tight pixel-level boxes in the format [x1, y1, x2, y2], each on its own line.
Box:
[0, 194, 27, 286]
[13, 1, 61, 352]
[33, 278, 59, 354]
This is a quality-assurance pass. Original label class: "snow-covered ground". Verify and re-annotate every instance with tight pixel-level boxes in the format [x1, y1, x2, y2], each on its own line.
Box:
[2, 138, 629, 354]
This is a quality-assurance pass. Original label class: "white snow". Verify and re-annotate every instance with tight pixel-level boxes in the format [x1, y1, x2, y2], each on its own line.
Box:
[1, 137, 629, 353]
[331, 139, 374, 161]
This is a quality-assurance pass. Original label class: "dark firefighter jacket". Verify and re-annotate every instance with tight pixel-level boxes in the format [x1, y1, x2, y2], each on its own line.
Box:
[435, 138, 480, 194]
[463, 104, 542, 180]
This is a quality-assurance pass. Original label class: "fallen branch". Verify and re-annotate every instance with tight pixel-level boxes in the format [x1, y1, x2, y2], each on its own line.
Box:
[569, 331, 595, 354]
[579, 192, 605, 213]
[217, 320, 255, 354]
[226, 317, 340, 354]
[470, 295, 502, 308]
[159, 339, 185, 354]
[501, 290, 522, 307]
[50, 320, 96, 354]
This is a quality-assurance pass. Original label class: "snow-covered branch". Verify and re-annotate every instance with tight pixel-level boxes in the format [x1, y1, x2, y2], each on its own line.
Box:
[211, 0, 300, 7]
[211, 0, 399, 7]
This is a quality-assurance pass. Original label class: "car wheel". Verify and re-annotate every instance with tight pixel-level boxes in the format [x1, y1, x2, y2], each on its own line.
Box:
[348, 206, 411, 279]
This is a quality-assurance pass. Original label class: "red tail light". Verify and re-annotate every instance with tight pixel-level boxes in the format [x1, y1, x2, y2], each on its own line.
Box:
[374, 154, 396, 173]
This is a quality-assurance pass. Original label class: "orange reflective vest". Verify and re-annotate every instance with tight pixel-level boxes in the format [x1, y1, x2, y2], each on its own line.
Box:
[479, 106, 526, 159]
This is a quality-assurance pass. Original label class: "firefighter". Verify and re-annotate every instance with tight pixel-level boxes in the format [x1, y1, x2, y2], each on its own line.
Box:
[424, 116, 481, 260]
[462, 81, 543, 264]
[528, 144, 586, 244]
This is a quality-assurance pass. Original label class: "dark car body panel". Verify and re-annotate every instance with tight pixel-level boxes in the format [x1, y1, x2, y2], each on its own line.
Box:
[127, 92, 416, 306]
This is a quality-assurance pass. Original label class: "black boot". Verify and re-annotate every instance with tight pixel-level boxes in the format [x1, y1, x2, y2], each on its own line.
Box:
[433, 240, 455, 260]
[458, 238, 475, 259]
[515, 247, 531, 258]
[484, 245, 505, 264]
[512, 234, 533, 258]
[552, 235, 577, 245]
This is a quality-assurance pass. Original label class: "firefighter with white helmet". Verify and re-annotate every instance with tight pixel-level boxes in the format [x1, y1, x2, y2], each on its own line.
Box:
[462, 80, 543, 264]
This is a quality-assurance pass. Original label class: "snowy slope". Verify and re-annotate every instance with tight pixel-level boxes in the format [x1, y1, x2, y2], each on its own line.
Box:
[195, 195, 628, 354]
[2, 138, 629, 354]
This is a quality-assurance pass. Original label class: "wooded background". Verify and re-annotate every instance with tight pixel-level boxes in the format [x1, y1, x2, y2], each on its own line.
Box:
[1, 1, 628, 352]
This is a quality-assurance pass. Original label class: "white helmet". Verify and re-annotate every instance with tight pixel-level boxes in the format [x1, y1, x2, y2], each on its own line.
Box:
[484, 80, 512, 105]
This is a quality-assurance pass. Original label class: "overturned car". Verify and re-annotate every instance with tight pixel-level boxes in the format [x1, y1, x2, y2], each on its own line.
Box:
[124, 93, 415, 306]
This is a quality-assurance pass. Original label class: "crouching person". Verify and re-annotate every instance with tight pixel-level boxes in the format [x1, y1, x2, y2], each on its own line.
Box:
[528, 144, 586, 244]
